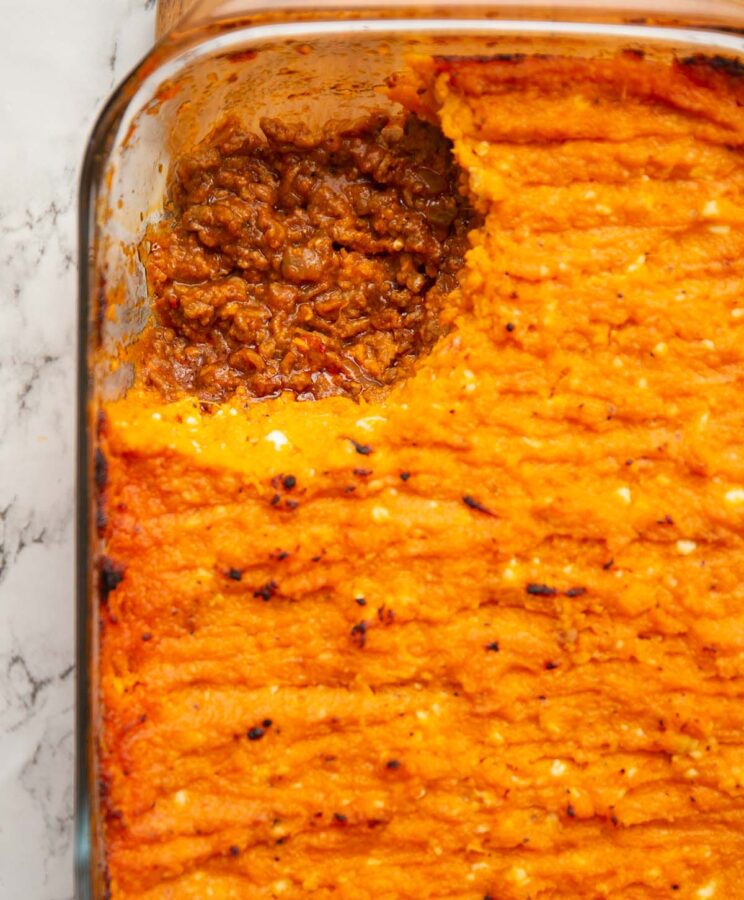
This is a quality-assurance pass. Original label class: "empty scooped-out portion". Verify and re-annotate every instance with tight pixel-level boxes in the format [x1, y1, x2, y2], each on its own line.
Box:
[138, 114, 477, 402]
[100, 54, 744, 899]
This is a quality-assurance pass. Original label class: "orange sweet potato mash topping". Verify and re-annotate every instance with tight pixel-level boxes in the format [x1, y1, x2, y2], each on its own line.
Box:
[100, 55, 744, 898]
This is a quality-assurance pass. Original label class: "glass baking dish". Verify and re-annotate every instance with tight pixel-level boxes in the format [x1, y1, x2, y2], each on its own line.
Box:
[76, 2, 744, 896]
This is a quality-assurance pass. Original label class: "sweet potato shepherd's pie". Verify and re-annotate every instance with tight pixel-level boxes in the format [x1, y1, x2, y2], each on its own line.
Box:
[98, 54, 744, 898]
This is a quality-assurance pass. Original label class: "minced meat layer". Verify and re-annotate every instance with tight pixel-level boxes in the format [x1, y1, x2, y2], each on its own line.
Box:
[140, 114, 477, 402]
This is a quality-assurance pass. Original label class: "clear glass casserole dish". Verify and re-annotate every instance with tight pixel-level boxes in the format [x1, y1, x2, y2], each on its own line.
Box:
[77, 2, 744, 896]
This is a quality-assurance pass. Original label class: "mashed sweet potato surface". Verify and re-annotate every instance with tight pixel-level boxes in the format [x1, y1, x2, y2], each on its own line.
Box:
[100, 55, 744, 898]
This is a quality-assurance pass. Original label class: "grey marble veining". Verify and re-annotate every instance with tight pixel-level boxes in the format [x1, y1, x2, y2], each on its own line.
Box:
[0, 3, 154, 897]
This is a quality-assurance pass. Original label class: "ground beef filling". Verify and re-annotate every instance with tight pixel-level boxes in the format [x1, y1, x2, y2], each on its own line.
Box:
[140, 114, 477, 401]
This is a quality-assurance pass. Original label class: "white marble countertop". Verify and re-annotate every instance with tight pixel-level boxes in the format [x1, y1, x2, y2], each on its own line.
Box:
[0, 3, 155, 897]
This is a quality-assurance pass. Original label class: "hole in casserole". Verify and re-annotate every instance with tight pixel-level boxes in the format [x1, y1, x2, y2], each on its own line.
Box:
[138, 113, 479, 402]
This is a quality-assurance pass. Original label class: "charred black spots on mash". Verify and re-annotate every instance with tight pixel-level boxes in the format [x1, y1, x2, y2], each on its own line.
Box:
[100, 556, 125, 603]
[681, 53, 744, 78]
[462, 495, 495, 516]
[526, 583, 557, 597]
[253, 580, 277, 601]
[351, 621, 368, 648]
[349, 439, 373, 456]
